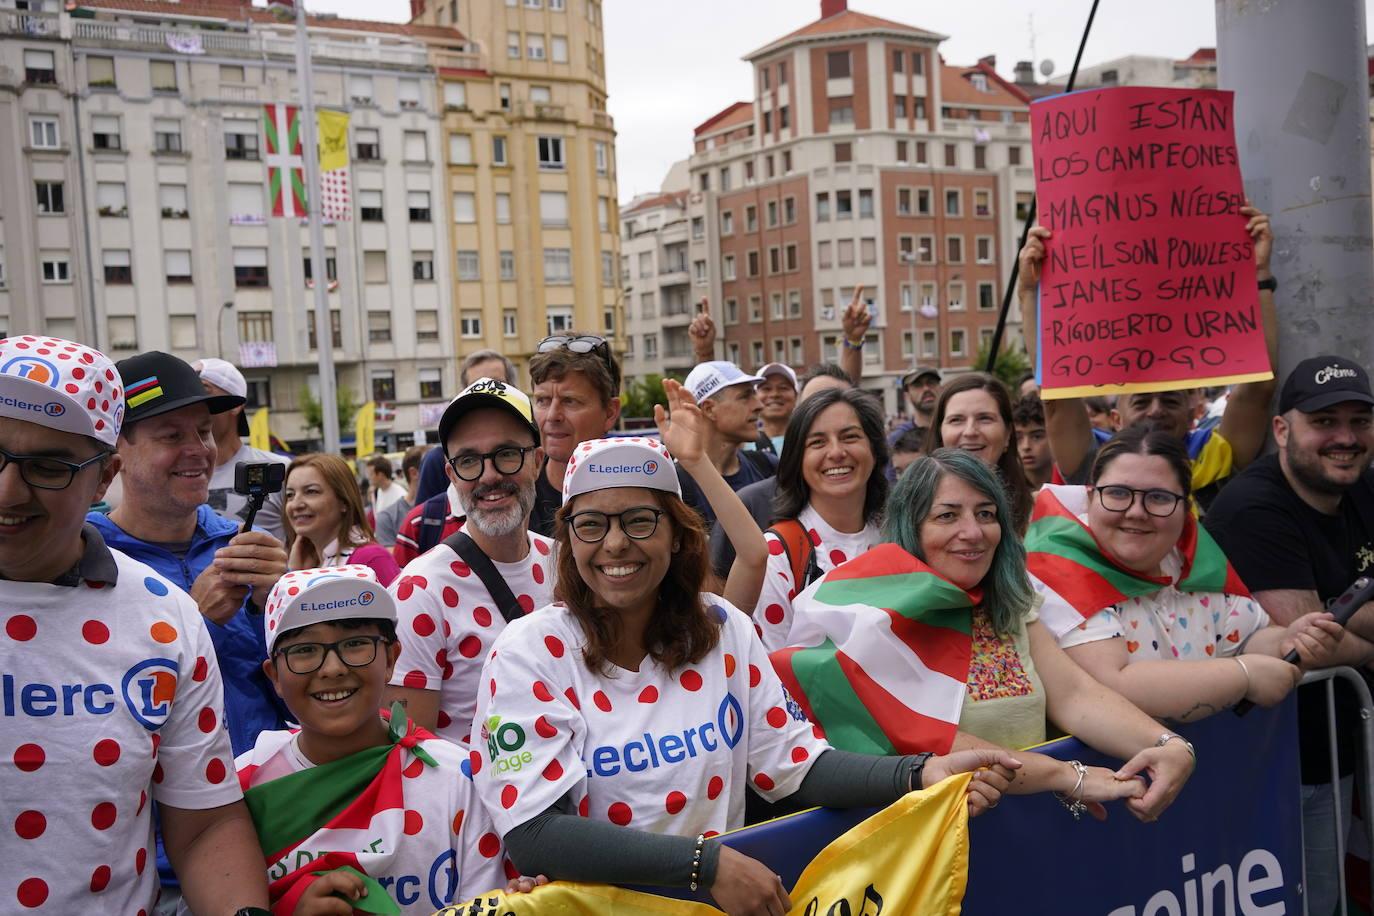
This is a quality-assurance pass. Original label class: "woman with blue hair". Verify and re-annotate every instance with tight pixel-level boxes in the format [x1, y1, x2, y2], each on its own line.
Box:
[777, 448, 1196, 823]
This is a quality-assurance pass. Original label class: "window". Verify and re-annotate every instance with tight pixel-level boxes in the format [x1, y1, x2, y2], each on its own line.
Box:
[916, 141, 928, 165]
[746, 160, 756, 184]
[720, 211, 734, 235]
[860, 238, 876, 266]
[233, 247, 268, 287]
[785, 244, 798, 271]
[945, 189, 961, 216]
[408, 191, 431, 222]
[368, 312, 392, 343]
[106, 317, 138, 350]
[782, 150, 792, 172]
[749, 296, 762, 322]
[87, 55, 114, 88]
[355, 127, 380, 160]
[441, 82, 467, 111]
[238, 311, 272, 344]
[398, 79, 422, 110]
[527, 34, 545, 60]
[1009, 145, 1023, 166]
[306, 311, 343, 350]
[698, 172, 710, 192]
[836, 190, 852, 219]
[165, 249, 192, 284]
[359, 189, 384, 222]
[766, 201, 778, 228]
[91, 115, 121, 151]
[947, 281, 965, 311]
[598, 197, 610, 231]
[495, 193, 511, 224]
[976, 236, 993, 264]
[691, 217, 704, 240]
[96, 181, 127, 217]
[827, 50, 850, 79]
[302, 249, 337, 283]
[693, 260, 707, 286]
[722, 255, 736, 281]
[403, 131, 427, 162]
[35, 181, 64, 214]
[978, 281, 996, 311]
[858, 189, 874, 218]
[894, 96, 907, 120]
[229, 182, 264, 221]
[917, 235, 935, 264]
[595, 142, 608, 175]
[547, 308, 574, 335]
[499, 83, 512, 111]
[29, 116, 59, 149]
[974, 145, 987, 170]
[503, 310, 518, 337]
[551, 36, 569, 63]
[946, 236, 963, 263]
[747, 251, 760, 277]
[371, 371, 396, 402]
[543, 248, 572, 284]
[896, 140, 909, 164]
[501, 250, 516, 280]
[448, 133, 473, 165]
[917, 188, 933, 215]
[225, 119, 259, 160]
[780, 105, 791, 129]
[815, 193, 830, 222]
[897, 188, 912, 215]
[150, 60, 177, 92]
[1016, 191, 1034, 222]
[837, 239, 854, 268]
[601, 251, 615, 285]
[745, 205, 757, 232]
[724, 298, 739, 324]
[41, 254, 71, 283]
[950, 329, 967, 357]
[641, 292, 656, 317]
[540, 191, 569, 227]
[772, 337, 785, 361]
[833, 142, 852, 163]
[417, 311, 441, 342]
[719, 166, 732, 192]
[348, 74, 374, 104]
[507, 32, 521, 59]
[537, 136, 565, 169]
[921, 330, 938, 359]
[153, 117, 182, 153]
[453, 192, 476, 223]
[24, 49, 56, 84]
[456, 250, 480, 280]
[412, 251, 434, 281]
[817, 241, 832, 269]
[974, 189, 992, 218]
[491, 135, 509, 166]
[102, 249, 131, 284]
[637, 252, 653, 278]
[944, 144, 957, 168]
[419, 368, 443, 400]
[461, 312, 482, 338]
[830, 98, 854, 125]
[643, 334, 658, 360]
[783, 197, 796, 224]
[167, 314, 198, 350]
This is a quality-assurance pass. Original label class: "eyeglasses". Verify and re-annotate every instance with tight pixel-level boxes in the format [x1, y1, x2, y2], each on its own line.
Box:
[0, 446, 108, 491]
[567, 507, 665, 543]
[1093, 485, 1186, 518]
[273, 635, 390, 675]
[448, 445, 537, 482]
[537, 335, 621, 390]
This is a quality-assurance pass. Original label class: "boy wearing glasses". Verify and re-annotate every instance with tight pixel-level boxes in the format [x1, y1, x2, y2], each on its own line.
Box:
[385, 380, 558, 746]
[241, 565, 513, 914]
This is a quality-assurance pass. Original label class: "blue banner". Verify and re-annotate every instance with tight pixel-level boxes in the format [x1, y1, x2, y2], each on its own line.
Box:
[644, 698, 1302, 912]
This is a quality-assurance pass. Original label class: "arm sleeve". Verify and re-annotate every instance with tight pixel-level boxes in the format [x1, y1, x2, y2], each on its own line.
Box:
[1055, 606, 1127, 650]
[787, 748, 915, 808]
[754, 535, 797, 650]
[352, 543, 401, 587]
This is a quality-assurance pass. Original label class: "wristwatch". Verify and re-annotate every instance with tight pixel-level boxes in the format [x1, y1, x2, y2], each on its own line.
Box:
[1156, 732, 1196, 762]
[1257, 276, 1277, 292]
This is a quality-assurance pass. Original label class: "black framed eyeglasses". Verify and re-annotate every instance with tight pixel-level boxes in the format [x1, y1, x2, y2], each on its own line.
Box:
[537, 335, 621, 391]
[0, 446, 109, 490]
[1093, 485, 1186, 518]
[567, 507, 665, 543]
[448, 445, 538, 482]
[273, 635, 390, 675]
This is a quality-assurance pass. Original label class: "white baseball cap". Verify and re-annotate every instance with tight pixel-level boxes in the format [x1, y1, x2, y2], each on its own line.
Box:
[758, 363, 799, 391]
[263, 565, 397, 654]
[193, 357, 248, 399]
[563, 437, 681, 500]
[0, 336, 124, 447]
[684, 360, 763, 403]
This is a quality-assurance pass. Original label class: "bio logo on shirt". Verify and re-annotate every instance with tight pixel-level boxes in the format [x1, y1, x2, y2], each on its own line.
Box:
[121, 658, 180, 730]
[482, 715, 532, 772]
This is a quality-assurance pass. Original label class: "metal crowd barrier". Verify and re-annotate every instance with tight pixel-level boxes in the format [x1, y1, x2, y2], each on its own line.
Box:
[1303, 666, 1374, 916]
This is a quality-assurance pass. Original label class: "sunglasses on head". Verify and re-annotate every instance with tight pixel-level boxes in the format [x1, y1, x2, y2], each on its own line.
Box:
[537, 335, 621, 390]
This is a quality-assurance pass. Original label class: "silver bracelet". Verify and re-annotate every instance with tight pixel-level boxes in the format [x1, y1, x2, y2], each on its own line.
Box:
[1156, 732, 1197, 763]
[1054, 759, 1089, 820]
[689, 833, 707, 891]
[1233, 655, 1253, 695]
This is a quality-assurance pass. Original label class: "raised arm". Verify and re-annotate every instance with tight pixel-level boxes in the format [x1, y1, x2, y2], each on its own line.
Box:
[690, 297, 716, 364]
[1217, 205, 1279, 470]
[839, 285, 872, 385]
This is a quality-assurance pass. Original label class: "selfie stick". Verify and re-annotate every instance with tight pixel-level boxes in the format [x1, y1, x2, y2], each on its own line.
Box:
[1234, 575, 1374, 716]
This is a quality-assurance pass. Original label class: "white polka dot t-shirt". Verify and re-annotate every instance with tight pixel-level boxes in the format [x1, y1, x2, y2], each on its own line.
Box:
[472, 595, 829, 841]
[756, 505, 880, 651]
[235, 728, 509, 913]
[0, 552, 241, 914]
[389, 534, 557, 744]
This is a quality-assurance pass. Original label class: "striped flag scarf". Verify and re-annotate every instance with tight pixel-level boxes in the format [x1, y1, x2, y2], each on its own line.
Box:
[242, 705, 437, 915]
[771, 544, 978, 757]
[1025, 485, 1249, 638]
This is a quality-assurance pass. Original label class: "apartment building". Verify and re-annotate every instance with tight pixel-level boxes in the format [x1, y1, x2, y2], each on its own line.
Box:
[410, 0, 621, 380]
[0, 0, 466, 449]
[619, 189, 693, 384]
[686, 0, 1035, 413]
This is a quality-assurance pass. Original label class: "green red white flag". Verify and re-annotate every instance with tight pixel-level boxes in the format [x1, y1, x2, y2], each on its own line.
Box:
[771, 544, 977, 757]
[264, 103, 307, 218]
[1025, 485, 1250, 639]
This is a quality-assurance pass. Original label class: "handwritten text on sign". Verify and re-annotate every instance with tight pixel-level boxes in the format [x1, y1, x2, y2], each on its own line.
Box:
[1031, 87, 1272, 398]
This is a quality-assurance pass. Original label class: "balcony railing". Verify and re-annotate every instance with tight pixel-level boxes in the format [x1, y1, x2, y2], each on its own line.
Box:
[0, 10, 62, 38]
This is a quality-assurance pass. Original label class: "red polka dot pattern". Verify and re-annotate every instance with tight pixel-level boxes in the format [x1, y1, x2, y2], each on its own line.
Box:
[91, 802, 117, 830]
[638, 686, 659, 704]
[6, 615, 36, 641]
[542, 759, 564, 781]
[15, 810, 45, 839]
[17, 877, 48, 908]
[680, 670, 703, 692]
[665, 791, 686, 815]
[753, 773, 775, 791]
[82, 620, 110, 644]
[607, 802, 633, 825]
[13, 744, 44, 772]
[534, 716, 557, 739]
[93, 739, 120, 766]
[707, 776, 724, 800]
[404, 810, 424, 835]
[593, 690, 613, 712]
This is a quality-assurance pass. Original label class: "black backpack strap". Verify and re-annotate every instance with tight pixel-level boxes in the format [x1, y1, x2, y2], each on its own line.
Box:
[443, 530, 525, 624]
[416, 492, 450, 554]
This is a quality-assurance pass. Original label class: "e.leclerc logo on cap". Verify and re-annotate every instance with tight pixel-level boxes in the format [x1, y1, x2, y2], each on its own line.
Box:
[44, 402, 64, 417]
[358, 590, 375, 606]
[642, 459, 659, 475]
[1, 356, 61, 388]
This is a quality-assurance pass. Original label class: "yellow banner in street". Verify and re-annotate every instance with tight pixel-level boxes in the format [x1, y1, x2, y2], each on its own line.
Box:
[248, 407, 272, 452]
[355, 400, 375, 455]
[317, 110, 350, 172]
[440, 773, 972, 916]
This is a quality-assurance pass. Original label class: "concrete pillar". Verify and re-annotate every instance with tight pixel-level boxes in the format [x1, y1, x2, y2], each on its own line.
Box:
[1216, 0, 1374, 375]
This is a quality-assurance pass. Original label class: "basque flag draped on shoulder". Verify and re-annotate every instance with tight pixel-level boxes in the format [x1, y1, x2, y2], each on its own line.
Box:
[1025, 485, 1249, 639]
[770, 543, 977, 757]
[240, 706, 437, 916]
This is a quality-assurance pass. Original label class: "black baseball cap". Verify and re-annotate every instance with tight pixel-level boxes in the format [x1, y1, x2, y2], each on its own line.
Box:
[437, 377, 540, 456]
[902, 366, 941, 387]
[116, 351, 245, 425]
[1278, 355, 1374, 414]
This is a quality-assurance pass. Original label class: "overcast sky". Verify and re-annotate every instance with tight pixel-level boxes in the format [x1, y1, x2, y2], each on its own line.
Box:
[307, 0, 1373, 203]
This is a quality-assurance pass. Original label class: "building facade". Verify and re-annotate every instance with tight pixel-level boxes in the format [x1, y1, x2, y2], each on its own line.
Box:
[685, 0, 1035, 413]
[618, 188, 692, 385]
[410, 0, 622, 381]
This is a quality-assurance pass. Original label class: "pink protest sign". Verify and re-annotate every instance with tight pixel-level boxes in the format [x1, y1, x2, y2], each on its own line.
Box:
[1031, 86, 1272, 398]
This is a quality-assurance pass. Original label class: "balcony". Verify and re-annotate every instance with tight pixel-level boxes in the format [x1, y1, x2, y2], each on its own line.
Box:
[432, 48, 484, 72]
[0, 10, 63, 38]
[512, 100, 569, 122]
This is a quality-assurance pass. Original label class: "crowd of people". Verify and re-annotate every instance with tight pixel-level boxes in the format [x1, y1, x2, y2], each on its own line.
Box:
[2, 202, 1371, 916]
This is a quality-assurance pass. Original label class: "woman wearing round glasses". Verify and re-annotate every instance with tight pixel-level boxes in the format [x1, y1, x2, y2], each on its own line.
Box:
[284, 453, 400, 585]
[1027, 427, 1342, 722]
[471, 437, 1018, 915]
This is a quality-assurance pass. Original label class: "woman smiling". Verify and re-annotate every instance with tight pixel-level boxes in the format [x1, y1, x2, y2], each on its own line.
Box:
[926, 373, 1033, 533]
[283, 454, 400, 586]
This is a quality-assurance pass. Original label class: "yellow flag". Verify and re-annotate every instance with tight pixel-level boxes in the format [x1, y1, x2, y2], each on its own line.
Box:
[317, 110, 350, 172]
[248, 407, 272, 452]
[355, 401, 375, 456]
[439, 773, 972, 916]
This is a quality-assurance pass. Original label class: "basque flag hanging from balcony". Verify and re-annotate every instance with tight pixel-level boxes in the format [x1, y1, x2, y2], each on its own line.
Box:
[264, 103, 307, 218]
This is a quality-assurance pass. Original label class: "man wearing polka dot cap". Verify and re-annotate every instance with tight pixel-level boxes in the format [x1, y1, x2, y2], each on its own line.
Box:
[0, 336, 269, 914]
[385, 378, 558, 746]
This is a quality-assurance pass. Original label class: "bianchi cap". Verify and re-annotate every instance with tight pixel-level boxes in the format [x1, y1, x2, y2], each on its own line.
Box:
[263, 565, 397, 654]
[0, 336, 125, 447]
[563, 437, 680, 500]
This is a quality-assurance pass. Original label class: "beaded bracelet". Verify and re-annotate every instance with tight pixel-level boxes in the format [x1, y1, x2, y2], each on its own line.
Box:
[841, 337, 865, 350]
[689, 833, 707, 891]
[1054, 759, 1089, 820]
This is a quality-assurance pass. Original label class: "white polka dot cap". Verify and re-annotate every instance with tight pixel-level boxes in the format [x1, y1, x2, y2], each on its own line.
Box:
[263, 565, 397, 654]
[562, 437, 680, 501]
[0, 336, 124, 447]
